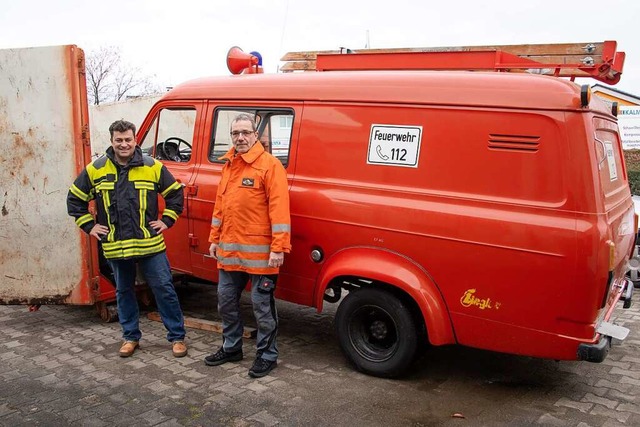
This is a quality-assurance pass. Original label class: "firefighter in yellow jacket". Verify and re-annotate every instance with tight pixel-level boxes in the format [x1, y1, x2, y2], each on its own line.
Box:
[205, 113, 291, 378]
[67, 120, 187, 359]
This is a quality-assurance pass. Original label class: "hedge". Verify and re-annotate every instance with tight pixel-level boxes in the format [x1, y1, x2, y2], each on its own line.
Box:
[629, 170, 640, 196]
[626, 150, 640, 196]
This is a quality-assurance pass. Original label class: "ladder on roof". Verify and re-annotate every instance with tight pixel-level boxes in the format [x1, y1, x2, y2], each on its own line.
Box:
[279, 41, 625, 85]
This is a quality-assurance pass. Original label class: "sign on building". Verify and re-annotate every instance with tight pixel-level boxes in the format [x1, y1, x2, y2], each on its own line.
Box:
[620, 106, 640, 150]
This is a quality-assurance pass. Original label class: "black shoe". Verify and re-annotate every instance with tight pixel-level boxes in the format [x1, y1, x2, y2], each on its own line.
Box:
[249, 357, 277, 378]
[204, 348, 243, 366]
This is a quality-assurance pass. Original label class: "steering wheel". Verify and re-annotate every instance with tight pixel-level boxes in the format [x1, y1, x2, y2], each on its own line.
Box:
[159, 137, 192, 162]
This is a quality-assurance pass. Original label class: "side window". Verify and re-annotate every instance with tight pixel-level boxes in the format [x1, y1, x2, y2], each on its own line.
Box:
[210, 108, 294, 167]
[270, 115, 292, 164]
[139, 107, 196, 163]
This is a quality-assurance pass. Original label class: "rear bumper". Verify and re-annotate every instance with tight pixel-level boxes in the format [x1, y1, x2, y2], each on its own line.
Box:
[578, 278, 633, 363]
[577, 335, 611, 363]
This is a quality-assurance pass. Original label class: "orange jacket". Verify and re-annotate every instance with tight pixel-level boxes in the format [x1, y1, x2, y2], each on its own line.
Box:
[208, 142, 291, 275]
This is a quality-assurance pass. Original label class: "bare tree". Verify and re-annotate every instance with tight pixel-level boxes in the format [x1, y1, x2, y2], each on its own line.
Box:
[85, 46, 116, 105]
[85, 46, 160, 105]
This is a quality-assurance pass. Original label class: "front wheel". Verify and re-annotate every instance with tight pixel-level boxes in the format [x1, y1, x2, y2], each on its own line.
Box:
[96, 302, 119, 323]
[335, 288, 419, 378]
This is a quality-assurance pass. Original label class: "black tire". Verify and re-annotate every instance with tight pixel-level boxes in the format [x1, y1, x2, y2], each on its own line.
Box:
[335, 288, 419, 378]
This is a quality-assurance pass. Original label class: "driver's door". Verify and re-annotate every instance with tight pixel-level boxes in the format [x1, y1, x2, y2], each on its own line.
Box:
[137, 101, 205, 274]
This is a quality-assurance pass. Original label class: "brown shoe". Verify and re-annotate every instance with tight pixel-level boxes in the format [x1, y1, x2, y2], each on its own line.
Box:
[172, 340, 187, 358]
[119, 341, 139, 357]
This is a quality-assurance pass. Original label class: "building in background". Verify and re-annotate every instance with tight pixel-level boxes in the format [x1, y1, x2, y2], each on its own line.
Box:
[592, 84, 640, 149]
[88, 95, 161, 156]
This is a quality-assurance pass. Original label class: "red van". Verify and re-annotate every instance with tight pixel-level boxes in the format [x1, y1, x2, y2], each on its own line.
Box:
[132, 42, 635, 377]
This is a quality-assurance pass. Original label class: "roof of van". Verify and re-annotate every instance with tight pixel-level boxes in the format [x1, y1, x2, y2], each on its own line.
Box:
[161, 71, 608, 113]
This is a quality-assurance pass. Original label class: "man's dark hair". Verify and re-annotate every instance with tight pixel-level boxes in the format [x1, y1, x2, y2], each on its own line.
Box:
[109, 120, 136, 139]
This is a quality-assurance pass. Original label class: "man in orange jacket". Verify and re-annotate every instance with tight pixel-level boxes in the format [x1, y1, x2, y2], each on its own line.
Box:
[205, 113, 291, 378]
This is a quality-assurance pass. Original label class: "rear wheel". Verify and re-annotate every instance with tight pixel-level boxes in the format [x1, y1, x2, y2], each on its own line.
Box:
[335, 288, 419, 378]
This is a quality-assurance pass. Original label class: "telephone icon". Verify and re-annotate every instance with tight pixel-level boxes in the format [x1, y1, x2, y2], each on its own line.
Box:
[375, 145, 389, 160]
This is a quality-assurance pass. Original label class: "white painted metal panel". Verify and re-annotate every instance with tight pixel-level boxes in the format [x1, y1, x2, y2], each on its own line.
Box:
[0, 45, 89, 303]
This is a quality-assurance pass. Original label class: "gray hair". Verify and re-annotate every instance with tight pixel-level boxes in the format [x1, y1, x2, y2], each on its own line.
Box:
[231, 113, 257, 131]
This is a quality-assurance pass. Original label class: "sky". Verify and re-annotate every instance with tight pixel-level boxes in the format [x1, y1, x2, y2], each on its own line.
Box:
[1, 0, 639, 96]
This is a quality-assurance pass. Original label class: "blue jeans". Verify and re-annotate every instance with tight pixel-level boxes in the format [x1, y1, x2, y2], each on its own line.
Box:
[217, 270, 279, 362]
[108, 252, 185, 342]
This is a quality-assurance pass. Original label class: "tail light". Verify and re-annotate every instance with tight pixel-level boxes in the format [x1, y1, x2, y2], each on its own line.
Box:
[607, 240, 615, 271]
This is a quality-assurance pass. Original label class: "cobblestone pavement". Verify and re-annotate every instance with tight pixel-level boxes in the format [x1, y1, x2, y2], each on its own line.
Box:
[0, 282, 639, 427]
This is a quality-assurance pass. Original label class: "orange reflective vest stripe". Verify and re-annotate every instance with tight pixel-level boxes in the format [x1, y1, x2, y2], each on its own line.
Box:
[208, 142, 291, 275]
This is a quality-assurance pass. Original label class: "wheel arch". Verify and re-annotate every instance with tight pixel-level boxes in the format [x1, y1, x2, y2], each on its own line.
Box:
[314, 246, 455, 346]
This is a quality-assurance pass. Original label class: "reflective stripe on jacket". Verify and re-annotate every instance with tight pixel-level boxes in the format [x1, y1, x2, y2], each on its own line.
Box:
[67, 146, 184, 260]
[209, 142, 291, 275]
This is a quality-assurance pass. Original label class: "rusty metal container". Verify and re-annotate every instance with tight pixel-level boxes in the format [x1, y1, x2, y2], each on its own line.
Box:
[0, 45, 115, 311]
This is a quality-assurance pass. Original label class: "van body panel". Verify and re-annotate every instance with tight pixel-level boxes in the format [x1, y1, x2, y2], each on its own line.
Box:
[164, 71, 584, 111]
[452, 313, 600, 360]
[292, 103, 585, 340]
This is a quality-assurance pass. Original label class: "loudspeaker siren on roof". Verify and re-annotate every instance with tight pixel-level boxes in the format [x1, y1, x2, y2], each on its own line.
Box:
[227, 46, 263, 75]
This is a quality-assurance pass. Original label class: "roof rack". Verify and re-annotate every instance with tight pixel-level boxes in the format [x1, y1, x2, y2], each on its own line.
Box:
[280, 41, 625, 85]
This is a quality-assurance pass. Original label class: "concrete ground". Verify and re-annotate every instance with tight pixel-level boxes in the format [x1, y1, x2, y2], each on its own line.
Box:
[0, 281, 638, 427]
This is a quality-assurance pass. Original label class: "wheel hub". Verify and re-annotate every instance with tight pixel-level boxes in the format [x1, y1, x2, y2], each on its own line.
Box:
[370, 320, 388, 340]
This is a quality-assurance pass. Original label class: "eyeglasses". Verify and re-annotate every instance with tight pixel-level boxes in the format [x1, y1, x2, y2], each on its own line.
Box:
[230, 130, 256, 138]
